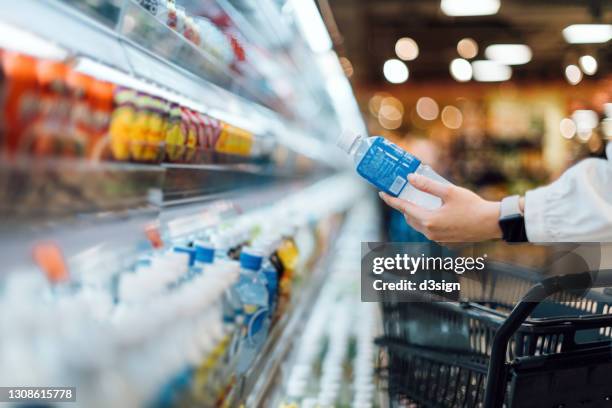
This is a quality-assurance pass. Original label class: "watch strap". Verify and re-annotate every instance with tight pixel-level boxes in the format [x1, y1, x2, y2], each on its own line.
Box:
[499, 195, 528, 242]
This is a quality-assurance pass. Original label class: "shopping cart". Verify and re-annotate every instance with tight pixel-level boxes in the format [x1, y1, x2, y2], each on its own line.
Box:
[377, 268, 612, 408]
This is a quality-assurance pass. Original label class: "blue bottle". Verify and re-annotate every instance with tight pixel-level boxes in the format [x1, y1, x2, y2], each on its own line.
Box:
[235, 247, 270, 372]
[338, 132, 450, 209]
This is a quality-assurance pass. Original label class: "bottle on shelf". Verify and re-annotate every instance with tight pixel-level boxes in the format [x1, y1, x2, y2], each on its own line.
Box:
[337, 131, 450, 209]
[235, 246, 269, 373]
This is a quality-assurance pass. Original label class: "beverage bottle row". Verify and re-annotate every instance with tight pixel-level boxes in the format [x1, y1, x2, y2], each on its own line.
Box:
[0, 50, 274, 164]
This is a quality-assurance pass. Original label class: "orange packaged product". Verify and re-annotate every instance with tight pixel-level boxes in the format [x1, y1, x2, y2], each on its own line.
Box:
[1, 52, 39, 157]
[109, 88, 137, 161]
[88, 80, 115, 160]
[29, 60, 73, 157]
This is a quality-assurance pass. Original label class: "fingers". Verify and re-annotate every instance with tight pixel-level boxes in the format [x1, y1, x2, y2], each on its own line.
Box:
[408, 173, 450, 200]
[379, 192, 429, 221]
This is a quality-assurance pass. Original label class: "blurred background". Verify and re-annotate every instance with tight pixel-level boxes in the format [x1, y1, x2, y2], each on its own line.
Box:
[0, 0, 610, 407]
[328, 0, 611, 199]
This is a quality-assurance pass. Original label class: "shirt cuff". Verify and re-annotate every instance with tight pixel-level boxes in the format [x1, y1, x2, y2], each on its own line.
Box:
[524, 186, 551, 242]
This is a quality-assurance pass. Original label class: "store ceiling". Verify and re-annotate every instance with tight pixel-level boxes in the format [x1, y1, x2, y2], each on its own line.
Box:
[327, 0, 612, 84]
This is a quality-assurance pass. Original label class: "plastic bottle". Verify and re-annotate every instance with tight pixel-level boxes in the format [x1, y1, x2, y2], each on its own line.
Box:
[235, 247, 269, 372]
[337, 131, 450, 209]
[252, 237, 280, 315]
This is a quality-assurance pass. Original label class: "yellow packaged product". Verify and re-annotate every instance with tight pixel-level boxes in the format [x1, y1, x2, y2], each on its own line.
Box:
[215, 123, 253, 156]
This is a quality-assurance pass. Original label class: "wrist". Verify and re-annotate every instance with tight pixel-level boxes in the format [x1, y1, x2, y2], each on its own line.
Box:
[483, 200, 503, 240]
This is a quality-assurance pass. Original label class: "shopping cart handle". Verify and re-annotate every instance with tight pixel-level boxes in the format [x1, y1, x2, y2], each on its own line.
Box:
[483, 269, 612, 408]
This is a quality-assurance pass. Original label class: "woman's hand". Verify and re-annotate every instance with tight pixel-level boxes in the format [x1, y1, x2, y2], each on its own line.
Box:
[379, 173, 502, 242]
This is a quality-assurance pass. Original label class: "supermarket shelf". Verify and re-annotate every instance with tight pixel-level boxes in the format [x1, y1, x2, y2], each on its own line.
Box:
[224, 229, 340, 407]
[0, 175, 318, 277]
[0, 154, 331, 230]
[161, 161, 326, 205]
[0, 0, 349, 168]
[0, 158, 165, 225]
[1, 0, 280, 137]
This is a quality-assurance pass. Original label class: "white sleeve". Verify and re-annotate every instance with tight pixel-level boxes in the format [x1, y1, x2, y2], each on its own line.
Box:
[525, 142, 612, 242]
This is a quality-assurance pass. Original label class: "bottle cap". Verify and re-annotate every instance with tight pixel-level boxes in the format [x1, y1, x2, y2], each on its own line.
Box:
[239, 247, 263, 271]
[336, 130, 359, 153]
[194, 240, 215, 264]
[173, 246, 196, 266]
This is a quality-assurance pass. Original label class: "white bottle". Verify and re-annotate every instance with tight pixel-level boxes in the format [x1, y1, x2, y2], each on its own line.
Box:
[337, 132, 450, 209]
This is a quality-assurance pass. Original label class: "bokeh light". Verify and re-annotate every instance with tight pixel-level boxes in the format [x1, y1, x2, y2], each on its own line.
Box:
[383, 59, 409, 84]
[457, 38, 478, 59]
[559, 118, 576, 139]
[450, 58, 473, 82]
[416, 97, 439, 121]
[578, 55, 597, 76]
[565, 64, 582, 85]
[368, 92, 390, 116]
[441, 106, 463, 129]
[395, 37, 419, 61]
[377, 96, 404, 130]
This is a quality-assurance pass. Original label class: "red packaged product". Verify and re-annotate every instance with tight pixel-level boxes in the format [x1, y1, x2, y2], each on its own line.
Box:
[29, 59, 71, 157]
[1, 52, 39, 157]
[199, 112, 221, 149]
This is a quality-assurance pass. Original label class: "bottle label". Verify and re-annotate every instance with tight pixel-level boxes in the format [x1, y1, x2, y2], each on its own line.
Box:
[356, 138, 421, 197]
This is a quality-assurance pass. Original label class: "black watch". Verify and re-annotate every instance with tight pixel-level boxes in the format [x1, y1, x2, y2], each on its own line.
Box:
[498, 195, 528, 242]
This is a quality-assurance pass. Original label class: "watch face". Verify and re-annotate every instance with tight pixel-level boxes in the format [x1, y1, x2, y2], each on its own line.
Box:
[499, 214, 527, 243]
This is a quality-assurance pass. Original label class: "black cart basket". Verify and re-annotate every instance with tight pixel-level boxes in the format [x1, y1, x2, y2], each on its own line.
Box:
[377, 268, 612, 408]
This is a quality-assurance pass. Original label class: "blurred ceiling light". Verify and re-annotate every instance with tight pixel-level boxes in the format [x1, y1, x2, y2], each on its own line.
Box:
[471, 60, 512, 82]
[416, 97, 439, 121]
[291, 0, 332, 53]
[450, 58, 473, 82]
[395, 37, 419, 61]
[0, 21, 68, 60]
[339, 56, 354, 77]
[559, 118, 576, 139]
[441, 0, 500, 16]
[565, 64, 582, 85]
[441, 106, 463, 129]
[485, 44, 532, 65]
[562, 24, 612, 44]
[457, 38, 478, 59]
[579, 55, 598, 76]
[383, 59, 409, 84]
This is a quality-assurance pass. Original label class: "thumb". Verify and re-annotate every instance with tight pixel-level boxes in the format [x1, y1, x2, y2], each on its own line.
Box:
[408, 173, 450, 200]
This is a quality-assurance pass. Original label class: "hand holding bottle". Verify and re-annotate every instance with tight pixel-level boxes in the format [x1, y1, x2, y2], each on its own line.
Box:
[380, 173, 503, 242]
